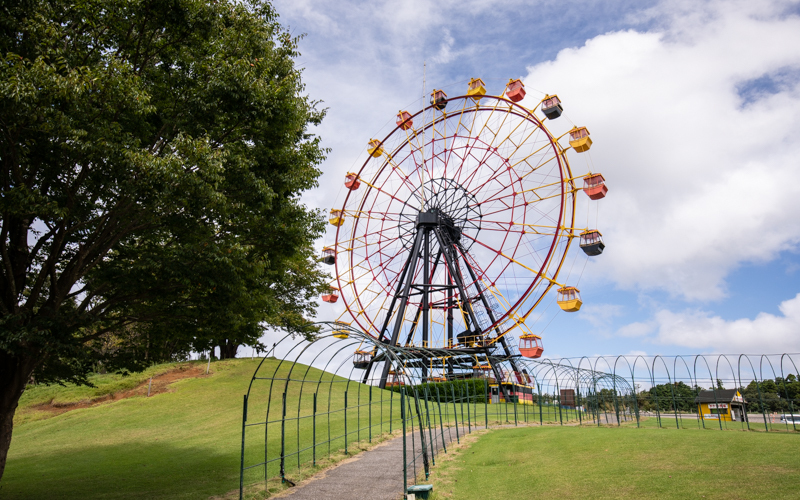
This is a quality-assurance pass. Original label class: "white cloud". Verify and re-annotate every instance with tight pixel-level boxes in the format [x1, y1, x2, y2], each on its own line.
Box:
[579, 303, 624, 329]
[650, 293, 800, 352]
[616, 321, 656, 338]
[522, 0, 800, 300]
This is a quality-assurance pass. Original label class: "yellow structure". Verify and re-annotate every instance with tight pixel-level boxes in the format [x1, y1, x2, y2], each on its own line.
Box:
[695, 389, 747, 422]
[568, 126, 592, 153]
[332, 322, 351, 339]
[467, 78, 486, 101]
[557, 286, 582, 312]
[329, 209, 344, 227]
[367, 139, 384, 158]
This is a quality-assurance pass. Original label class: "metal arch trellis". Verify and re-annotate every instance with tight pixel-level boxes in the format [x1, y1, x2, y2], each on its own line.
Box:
[237, 325, 800, 498]
[238, 323, 639, 498]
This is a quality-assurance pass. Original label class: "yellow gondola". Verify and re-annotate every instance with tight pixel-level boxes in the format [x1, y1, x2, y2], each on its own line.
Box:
[367, 139, 383, 158]
[467, 78, 486, 101]
[329, 209, 344, 227]
[568, 126, 592, 152]
[556, 286, 582, 312]
[332, 322, 350, 339]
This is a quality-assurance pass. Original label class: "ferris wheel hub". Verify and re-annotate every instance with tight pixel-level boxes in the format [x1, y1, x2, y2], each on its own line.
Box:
[400, 177, 481, 252]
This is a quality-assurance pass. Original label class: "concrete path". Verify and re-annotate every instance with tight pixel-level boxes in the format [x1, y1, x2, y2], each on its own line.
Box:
[273, 424, 474, 500]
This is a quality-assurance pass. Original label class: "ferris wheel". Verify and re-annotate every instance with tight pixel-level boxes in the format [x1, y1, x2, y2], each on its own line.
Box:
[321, 78, 607, 377]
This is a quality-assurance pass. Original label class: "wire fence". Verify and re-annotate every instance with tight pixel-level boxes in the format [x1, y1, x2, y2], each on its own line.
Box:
[238, 323, 800, 499]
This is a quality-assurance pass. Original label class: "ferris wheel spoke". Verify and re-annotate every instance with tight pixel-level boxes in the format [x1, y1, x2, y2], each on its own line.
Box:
[461, 232, 540, 276]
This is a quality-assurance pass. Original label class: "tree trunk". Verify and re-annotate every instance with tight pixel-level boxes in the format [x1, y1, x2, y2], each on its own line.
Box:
[0, 352, 37, 482]
[218, 341, 239, 360]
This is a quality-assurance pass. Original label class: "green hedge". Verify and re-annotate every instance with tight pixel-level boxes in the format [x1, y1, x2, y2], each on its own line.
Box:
[387, 378, 489, 403]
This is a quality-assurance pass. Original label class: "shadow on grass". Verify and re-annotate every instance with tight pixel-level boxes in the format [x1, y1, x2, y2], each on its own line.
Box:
[2, 441, 238, 500]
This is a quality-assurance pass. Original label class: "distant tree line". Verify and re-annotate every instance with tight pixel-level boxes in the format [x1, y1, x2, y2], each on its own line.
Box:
[634, 375, 800, 414]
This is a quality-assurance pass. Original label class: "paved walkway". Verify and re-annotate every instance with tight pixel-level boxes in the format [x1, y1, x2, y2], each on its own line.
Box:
[273, 425, 473, 500]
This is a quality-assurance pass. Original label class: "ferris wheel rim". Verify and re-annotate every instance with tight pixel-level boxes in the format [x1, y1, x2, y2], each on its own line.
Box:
[332, 94, 575, 340]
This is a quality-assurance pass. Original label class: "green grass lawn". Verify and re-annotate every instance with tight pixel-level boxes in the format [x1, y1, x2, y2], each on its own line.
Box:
[427, 425, 800, 500]
[7, 362, 798, 500]
[3, 358, 404, 500]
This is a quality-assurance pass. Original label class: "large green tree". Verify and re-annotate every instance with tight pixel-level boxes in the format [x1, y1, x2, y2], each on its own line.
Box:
[0, 0, 328, 480]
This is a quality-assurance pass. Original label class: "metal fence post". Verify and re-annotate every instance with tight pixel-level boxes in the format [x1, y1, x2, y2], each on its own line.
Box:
[312, 392, 317, 466]
[344, 390, 349, 455]
[538, 386, 543, 425]
[756, 380, 769, 432]
[401, 386, 407, 498]
[464, 385, 471, 433]
[484, 378, 489, 429]
[280, 391, 287, 483]
[435, 385, 447, 453]
[239, 394, 247, 500]
[451, 384, 460, 444]
[369, 385, 373, 443]
[422, 386, 436, 466]
[413, 387, 430, 479]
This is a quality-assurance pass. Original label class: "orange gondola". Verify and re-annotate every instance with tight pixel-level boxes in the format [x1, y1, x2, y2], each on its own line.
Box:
[396, 110, 413, 130]
[321, 287, 339, 303]
[386, 369, 405, 387]
[583, 173, 608, 200]
[519, 334, 544, 358]
[344, 172, 360, 190]
[505, 78, 526, 102]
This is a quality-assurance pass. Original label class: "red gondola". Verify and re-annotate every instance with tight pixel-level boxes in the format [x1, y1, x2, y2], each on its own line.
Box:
[505, 79, 526, 102]
[396, 110, 413, 130]
[583, 173, 608, 200]
[344, 172, 360, 190]
[321, 287, 339, 303]
[519, 334, 543, 358]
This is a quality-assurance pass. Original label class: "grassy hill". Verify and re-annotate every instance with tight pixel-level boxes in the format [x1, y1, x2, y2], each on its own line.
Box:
[3, 359, 290, 500]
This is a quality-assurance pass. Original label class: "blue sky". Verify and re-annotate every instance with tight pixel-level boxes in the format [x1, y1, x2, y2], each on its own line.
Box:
[263, 0, 800, 357]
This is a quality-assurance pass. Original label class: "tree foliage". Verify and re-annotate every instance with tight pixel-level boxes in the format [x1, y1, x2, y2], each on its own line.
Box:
[0, 0, 328, 479]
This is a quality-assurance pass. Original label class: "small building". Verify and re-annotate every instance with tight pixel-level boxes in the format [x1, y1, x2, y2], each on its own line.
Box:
[560, 389, 576, 409]
[490, 382, 535, 405]
[694, 389, 746, 422]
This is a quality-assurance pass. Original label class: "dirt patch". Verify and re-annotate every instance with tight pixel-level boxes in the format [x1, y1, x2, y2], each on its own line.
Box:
[32, 364, 208, 417]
